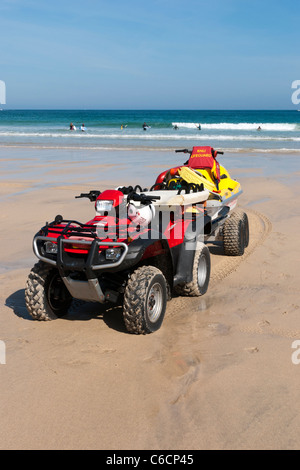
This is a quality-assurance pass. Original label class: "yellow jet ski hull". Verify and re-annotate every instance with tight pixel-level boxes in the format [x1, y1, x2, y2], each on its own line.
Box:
[176, 165, 242, 219]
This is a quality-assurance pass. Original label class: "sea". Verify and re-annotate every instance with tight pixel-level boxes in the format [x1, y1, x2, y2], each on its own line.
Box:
[0, 109, 300, 154]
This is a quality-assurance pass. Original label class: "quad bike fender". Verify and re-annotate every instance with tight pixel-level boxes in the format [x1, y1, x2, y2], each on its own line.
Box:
[127, 231, 173, 266]
[124, 236, 165, 265]
[172, 241, 196, 286]
[172, 216, 209, 286]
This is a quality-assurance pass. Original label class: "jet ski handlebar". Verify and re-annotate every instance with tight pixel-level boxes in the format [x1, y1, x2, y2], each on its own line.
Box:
[175, 149, 191, 154]
[175, 149, 224, 155]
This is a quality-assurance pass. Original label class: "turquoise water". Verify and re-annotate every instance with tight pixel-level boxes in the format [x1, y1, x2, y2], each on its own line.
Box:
[0, 110, 300, 153]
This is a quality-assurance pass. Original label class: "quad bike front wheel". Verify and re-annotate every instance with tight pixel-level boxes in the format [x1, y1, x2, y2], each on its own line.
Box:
[25, 261, 72, 320]
[174, 242, 211, 297]
[123, 266, 167, 334]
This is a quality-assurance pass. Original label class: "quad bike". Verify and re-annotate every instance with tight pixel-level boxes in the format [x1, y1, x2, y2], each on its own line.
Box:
[25, 146, 248, 334]
[25, 184, 212, 335]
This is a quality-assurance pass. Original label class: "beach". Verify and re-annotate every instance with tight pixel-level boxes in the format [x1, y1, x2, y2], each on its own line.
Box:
[0, 144, 300, 450]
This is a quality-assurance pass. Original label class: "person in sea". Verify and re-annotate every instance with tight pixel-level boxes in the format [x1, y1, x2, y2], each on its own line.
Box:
[70, 122, 75, 130]
[80, 124, 86, 132]
[196, 123, 201, 130]
[143, 122, 149, 130]
[173, 124, 179, 130]
[257, 126, 262, 131]
[121, 124, 127, 130]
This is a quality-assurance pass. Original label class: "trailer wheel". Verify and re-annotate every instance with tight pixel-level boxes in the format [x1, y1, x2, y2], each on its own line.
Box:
[231, 210, 249, 248]
[175, 242, 211, 296]
[123, 266, 167, 334]
[25, 261, 72, 320]
[223, 215, 245, 256]
[242, 212, 249, 248]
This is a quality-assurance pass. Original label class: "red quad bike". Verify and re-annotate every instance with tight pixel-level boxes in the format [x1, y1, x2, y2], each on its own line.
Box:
[25, 146, 247, 334]
[25, 184, 212, 334]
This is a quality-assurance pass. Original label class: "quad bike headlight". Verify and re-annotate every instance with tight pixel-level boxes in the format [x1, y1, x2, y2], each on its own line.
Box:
[105, 247, 122, 261]
[96, 200, 113, 213]
[44, 241, 58, 254]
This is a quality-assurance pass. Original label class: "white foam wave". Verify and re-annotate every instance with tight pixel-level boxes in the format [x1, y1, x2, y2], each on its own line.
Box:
[0, 143, 299, 154]
[0, 131, 299, 142]
[172, 122, 298, 131]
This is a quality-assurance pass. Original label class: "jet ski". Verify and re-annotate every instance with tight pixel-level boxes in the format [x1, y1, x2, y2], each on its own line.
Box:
[152, 146, 243, 221]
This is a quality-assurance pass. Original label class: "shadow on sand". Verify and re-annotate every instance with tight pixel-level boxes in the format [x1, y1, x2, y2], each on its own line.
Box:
[5, 289, 128, 333]
[207, 242, 224, 256]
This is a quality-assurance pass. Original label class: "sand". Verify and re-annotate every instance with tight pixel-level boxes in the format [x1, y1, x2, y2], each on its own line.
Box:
[0, 148, 300, 450]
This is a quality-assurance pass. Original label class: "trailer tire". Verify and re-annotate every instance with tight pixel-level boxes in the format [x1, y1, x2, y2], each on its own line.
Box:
[223, 215, 245, 256]
[175, 242, 211, 296]
[25, 261, 72, 320]
[231, 210, 249, 248]
[123, 266, 167, 334]
[242, 212, 249, 248]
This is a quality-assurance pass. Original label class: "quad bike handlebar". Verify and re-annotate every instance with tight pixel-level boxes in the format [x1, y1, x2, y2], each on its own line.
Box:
[75, 188, 160, 206]
[75, 190, 101, 201]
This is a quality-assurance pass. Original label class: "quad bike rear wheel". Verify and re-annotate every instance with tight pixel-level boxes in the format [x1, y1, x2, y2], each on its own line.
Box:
[174, 242, 211, 297]
[123, 266, 167, 334]
[25, 261, 72, 320]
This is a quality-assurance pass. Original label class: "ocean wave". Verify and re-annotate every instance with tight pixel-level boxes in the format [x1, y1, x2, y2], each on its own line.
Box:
[0, 143, 299, 154]
[172, 122, 298, 131]
[0, 131, 300, 142]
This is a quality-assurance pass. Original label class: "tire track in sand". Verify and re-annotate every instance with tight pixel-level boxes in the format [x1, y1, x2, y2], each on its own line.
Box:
[209, 208, 272, 284]
[158, 210, 272, 412]
[147, 209, 272, 414]
[166, 209, 272, 318]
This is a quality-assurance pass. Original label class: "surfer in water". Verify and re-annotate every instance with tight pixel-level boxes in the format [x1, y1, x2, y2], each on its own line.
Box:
[173, 124, 179, 130]
[196, 124, 201, 130]
[257, 126, 262, 131]
[70, 122, 75, 131]
[143, 122, 149, 131]
[80, 124, 86, 132]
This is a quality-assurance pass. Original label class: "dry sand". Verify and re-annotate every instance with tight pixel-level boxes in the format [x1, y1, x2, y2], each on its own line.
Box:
[0, 150, 300, 450]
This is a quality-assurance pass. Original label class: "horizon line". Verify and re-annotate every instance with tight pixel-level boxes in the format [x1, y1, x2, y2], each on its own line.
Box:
[0, 108, 298, 112]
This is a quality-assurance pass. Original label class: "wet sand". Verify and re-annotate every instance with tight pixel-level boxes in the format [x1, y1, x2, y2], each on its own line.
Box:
[0, 147, 300, 449]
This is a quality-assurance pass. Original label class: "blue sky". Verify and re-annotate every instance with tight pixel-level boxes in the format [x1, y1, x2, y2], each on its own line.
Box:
[0, 0, 299, 109]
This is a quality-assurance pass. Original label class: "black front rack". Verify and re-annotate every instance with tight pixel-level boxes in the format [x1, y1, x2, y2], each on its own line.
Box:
[42, 219, 98, 238]
[42, 217, 141, 241]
